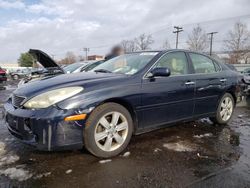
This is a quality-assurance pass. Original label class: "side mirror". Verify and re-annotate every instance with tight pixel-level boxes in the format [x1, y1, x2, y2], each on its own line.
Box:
[147, 67, 171, 78]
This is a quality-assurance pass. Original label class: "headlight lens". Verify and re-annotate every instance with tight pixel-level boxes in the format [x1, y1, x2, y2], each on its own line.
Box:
[23, 87, 83, 109]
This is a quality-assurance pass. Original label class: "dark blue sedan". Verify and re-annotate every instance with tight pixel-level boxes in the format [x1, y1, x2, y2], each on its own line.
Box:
[4, 49, 243, 158]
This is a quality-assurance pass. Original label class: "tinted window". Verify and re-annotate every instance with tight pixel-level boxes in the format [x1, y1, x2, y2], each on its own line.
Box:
[155, 52, 188, 75]
[189, 53, 216, 74]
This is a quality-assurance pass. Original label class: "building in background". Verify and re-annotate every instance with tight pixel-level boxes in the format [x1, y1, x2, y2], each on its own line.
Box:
[87, 55, 104, 61]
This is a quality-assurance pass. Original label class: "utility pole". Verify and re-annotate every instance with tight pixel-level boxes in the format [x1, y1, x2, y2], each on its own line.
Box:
[173, 26, 183, 49]
[207, 32, 218, 56]
[83, 48, 90, 61]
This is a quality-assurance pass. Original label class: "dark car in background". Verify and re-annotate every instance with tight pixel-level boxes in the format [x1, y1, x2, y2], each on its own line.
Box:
[0, 67, 7, 87]
[242, 68, 250, 95]
[242, 68, 250, 84]
[4, 50, 243, 158]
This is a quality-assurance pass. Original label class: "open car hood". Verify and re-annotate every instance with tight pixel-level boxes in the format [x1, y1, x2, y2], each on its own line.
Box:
[29, 49, 64, 73]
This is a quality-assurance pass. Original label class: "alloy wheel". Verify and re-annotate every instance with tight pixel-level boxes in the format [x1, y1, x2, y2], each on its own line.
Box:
[220, 96, 233, 121]
[94, 111, 128, 152]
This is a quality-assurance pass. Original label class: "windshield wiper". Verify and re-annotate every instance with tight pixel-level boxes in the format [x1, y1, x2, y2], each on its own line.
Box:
[94, 69, 112, 73]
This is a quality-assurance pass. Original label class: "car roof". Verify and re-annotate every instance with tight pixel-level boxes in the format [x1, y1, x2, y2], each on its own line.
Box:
[127, 49, 209, 54]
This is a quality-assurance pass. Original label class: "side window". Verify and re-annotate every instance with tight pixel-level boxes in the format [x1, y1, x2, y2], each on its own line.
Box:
[189, 53, 216, 74]
[213, 61, 221, 72]
[155, 52, 188, 75]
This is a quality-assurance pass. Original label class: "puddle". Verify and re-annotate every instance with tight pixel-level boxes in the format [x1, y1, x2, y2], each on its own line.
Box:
[163, 141, 197, 152]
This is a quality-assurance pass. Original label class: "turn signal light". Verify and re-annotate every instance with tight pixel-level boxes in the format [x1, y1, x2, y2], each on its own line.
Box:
[64, 114, 87, 121]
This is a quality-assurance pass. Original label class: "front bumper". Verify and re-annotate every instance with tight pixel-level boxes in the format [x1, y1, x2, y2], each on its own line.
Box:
[0, 80, 6, 87]
[4, 102, 85, 151]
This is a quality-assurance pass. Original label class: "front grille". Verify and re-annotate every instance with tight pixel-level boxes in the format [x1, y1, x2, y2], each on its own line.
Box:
[12, 94, 26, 108]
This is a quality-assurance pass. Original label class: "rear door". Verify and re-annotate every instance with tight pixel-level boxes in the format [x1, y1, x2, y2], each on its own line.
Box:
[188, 53, 226, 116]
[140, 51, 195, 128]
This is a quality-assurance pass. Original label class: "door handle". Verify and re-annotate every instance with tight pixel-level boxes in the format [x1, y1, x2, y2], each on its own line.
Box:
[185, 81, 195, 85]
[220, 78, 227, 82]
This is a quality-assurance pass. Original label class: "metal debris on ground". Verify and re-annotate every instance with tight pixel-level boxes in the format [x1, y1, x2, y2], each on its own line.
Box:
[193, 133, 213, 139]
[65, 169, 72, 174]
[99, 159, 112, 164]
[122, 151, 130, 157]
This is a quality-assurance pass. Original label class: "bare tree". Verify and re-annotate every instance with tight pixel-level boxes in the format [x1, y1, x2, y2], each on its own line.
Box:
[186, 25, 209, 52]
[58, 51, 77, 65]
[224, 22, 250, 64]
[65, 51, 77, 64]
[134, 33, 154, 50]
[120, 40, 137, 53]
[162, 39, 171, 49]
[78, 55, 85, 62]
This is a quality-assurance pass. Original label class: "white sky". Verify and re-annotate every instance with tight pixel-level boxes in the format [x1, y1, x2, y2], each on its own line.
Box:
[0, 0, 250, 63]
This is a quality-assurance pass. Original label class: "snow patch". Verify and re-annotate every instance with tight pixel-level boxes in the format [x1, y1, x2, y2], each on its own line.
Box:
[193, 133, 213, 139]
[99, 159, 112, 164]
[0, 167, 33, 181]
[163, 141, 197, 152]
[122, 152, 130, 157]
[0, 142, 6, 157]
[65, 169, 72, 174]
[34, 172, 51, 179]
[0, 155, 20, 166]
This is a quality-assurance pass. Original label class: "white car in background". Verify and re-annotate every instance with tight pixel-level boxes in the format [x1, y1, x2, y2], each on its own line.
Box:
[63, 61, 100, 73]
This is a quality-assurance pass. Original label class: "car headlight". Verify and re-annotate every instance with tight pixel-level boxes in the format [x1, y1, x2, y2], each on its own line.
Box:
[23, 87, 83, 109]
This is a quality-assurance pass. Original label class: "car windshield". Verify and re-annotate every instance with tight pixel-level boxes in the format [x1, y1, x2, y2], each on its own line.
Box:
[243, 68, 250, 76]
[91, 52, 158, 75]
[83, 61, 104, 72]
[64, 63, 86, 73]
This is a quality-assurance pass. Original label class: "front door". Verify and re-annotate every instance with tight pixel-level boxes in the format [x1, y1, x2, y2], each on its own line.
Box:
[140, 51, 195, 128]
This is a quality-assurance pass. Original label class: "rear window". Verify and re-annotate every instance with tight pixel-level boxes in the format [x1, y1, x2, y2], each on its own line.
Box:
[189, 53, 217, 74]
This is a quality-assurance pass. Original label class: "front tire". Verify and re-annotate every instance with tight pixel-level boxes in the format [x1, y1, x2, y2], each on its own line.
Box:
[84, 103, 133, 158]
[210, 93, 235, 125]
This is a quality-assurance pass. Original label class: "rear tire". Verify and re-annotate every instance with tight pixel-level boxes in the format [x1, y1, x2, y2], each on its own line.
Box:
[84, 103, 133, 158]
[210, 93, 235, 125]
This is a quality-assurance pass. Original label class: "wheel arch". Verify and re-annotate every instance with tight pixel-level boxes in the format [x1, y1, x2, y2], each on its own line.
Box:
[98, 98, 138, 134]
[225, 86, 238, 105]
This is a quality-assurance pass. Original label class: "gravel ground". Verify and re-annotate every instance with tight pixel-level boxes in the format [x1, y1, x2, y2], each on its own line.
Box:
[0, 82, 250, 188]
